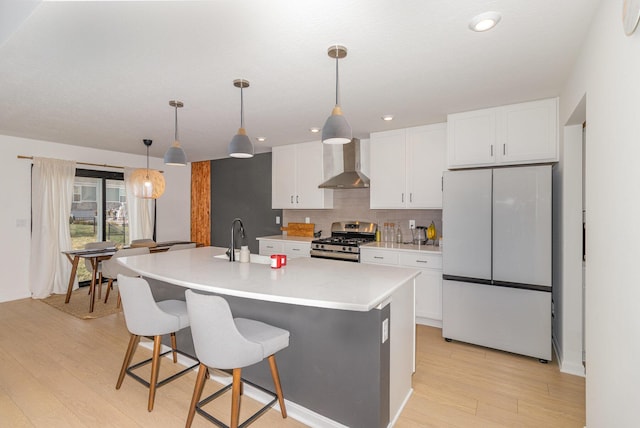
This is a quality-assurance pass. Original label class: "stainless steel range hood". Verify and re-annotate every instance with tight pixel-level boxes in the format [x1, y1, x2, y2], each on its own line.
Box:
[319, 138, 370, 189]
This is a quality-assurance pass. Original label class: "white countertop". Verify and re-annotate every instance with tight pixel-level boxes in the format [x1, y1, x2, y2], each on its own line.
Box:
[362, 242, 442, 254]
[119, 246, 420, 312]
[256, 234, 317, 242]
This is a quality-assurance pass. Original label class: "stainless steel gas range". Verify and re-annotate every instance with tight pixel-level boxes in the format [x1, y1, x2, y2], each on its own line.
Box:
[310, 221, 377, 262]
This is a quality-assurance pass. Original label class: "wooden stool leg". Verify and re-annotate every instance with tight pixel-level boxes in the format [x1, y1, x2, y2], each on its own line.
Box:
[116, 293, 121, 308]
[170, 332, 178, 363]
[185, 363, 208, 428]
[231, 368, 242, 428]
[267, 355, 287, 418]
[116, 334, 140, 389]
[148, 335, 163, 411]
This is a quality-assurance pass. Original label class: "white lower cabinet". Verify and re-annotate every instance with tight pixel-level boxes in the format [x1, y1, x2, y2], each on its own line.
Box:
[283, 241, 311, 258]
[361, 247, 443, 327]
[259, 240, 284, 256]
[259, 239, 310, 258]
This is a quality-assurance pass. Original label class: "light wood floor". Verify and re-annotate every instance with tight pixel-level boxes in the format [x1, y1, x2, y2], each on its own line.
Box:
[0, 298, 585, 427]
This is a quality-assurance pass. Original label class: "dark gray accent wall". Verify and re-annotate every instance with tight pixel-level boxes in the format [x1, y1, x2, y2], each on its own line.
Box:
[210, 153, 282, 254]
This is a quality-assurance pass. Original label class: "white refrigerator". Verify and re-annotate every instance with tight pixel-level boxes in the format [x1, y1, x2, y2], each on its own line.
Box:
[442, 165, 552, 361]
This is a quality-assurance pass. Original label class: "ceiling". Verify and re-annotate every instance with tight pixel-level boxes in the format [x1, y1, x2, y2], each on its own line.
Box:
[0, 0, 600, 162]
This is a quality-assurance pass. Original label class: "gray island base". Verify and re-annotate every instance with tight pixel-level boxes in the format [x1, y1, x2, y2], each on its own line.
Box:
[120, 247, 418, 428]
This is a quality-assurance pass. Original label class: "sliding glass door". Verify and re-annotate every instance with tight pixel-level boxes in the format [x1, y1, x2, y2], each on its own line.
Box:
[70, 169, 127, 283]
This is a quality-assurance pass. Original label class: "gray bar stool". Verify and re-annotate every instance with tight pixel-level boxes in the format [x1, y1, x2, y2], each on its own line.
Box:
[185, 290, 289, 428]
[115, 275, 198, 411]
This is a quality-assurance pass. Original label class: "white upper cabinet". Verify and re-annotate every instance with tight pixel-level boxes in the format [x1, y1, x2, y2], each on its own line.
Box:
[447, 97, 558, 169]
[370, 123, 446, 209]
[272, 141, 333, 209]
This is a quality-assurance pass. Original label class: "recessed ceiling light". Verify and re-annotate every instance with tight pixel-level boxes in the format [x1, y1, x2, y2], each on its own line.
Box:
[382, 115, 394, 121]
[469, 11, 501, 32]
[256, 137, 266, 142]
[309, 127, 320, 133]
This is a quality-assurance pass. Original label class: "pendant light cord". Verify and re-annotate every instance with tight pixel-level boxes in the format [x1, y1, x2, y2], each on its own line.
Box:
[174, 104, 179, 141]
[335, 56, 340, 106]
[145, 143, 150, 180]
[240, 85, 245, 128]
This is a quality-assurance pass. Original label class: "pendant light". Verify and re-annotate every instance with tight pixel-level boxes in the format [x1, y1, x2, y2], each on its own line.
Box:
[228, 79, 254, 158]
[322, 45, 352, 145]
[131, 139, 165, 199]
[164, 100, 187, 166]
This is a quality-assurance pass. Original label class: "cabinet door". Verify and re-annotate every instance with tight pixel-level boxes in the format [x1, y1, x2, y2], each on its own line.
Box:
[370, 129, 407, 208]
[406, 124, 446, 208]
[498, 98, 558, 164]
[447, 108, 497, 168]
[414, 268, 442, 322]
[272, 145, 297, 208]
[295, 141, 333, 209]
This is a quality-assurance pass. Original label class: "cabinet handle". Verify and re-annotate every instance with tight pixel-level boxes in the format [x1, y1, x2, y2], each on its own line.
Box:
[296, 195, 299, 204]
[401, 193, 404, 203]
[409, 193, 413, 203]
[374, 256, 384, 259]
[267, 245, 274, 249]
[416, 260, 428, 264]
[290, 195, 293, 204]
[503, 143, 506, 155]
[490, 145, 493, 156]
[292, 248, 300, 251]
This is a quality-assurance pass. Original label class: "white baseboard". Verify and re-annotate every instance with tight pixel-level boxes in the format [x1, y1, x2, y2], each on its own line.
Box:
[552, 336, 585, 377]
[416, 317, 442, 328]
[388, 388, 413, 428]
[139, 341, 349, 428]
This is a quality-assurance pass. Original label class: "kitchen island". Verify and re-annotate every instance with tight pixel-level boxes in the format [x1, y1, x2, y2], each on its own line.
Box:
[119, 246, 419, 428]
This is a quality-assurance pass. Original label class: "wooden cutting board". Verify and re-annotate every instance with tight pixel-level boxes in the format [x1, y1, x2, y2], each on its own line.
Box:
[280, 222, 315, 237]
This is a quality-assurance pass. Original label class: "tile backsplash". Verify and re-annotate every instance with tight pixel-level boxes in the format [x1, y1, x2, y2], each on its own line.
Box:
[283, 189, 442, 242]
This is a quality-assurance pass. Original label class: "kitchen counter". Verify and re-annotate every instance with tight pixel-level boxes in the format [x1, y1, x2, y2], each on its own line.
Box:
[118, 246, 416, 428]
[119, 246, 418, 312]
[363, 241, 442, 254]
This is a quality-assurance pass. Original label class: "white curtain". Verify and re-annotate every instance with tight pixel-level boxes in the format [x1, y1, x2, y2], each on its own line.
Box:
[29, 157, 77, 298]
[124, 167, 155, 242]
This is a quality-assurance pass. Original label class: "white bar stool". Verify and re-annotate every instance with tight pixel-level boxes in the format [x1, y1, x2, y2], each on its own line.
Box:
[185, 290, 289, 428]
[115, 275, 198, 411]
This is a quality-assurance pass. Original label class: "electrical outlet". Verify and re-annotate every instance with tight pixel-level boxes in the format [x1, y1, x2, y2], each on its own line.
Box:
[276, 216, 281, 225]
[409, 220, 415, 229]
[305, 217, 310, 224]
[382, 318, 389, 343]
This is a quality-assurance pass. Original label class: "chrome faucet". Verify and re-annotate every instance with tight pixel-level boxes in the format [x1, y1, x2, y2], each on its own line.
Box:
[229, 218, 246, 262]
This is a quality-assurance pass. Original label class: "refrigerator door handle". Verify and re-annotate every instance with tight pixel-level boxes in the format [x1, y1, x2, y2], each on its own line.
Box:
[442, 274, 492, 285]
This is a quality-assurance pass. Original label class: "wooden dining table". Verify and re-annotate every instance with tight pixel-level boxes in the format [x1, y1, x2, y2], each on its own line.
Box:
[61, 241, 196, 313]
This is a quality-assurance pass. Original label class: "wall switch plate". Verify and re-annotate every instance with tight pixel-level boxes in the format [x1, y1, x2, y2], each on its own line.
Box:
[305, 217, 310, 224]
[382, 318, 389, 343]
[276, 216, 281, 225]
[409, 220, 415, 229]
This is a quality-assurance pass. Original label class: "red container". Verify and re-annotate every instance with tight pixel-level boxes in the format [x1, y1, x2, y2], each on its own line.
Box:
[270, 254, 282, 269]
[279, 254, 287, 266]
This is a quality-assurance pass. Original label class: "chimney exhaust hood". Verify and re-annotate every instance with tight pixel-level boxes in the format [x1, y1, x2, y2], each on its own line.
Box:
[319, 138, 370, 189]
